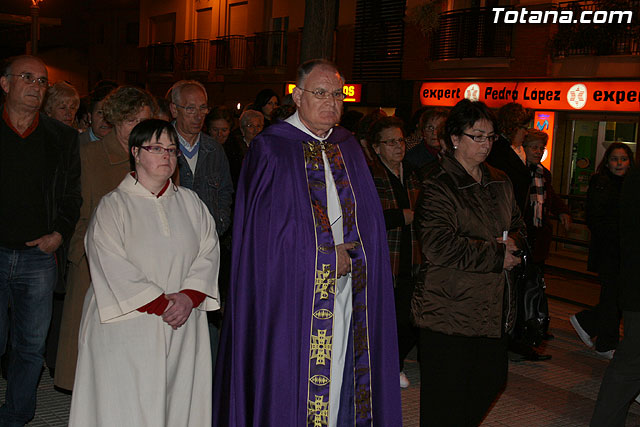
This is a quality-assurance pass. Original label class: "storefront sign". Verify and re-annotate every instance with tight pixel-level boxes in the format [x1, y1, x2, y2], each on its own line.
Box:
[286, 83, 362, 103]
[534, 111, 555, 170]
[420, 81, 640, 112]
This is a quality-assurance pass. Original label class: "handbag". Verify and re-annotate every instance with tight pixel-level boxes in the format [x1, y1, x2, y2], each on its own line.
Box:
[513, 244, 550, 347]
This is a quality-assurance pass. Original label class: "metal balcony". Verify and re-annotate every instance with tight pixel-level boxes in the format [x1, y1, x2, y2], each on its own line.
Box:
[183, 38, 210, 72]
[552, 0, 640, 57]
[215, 35, 247, 70]
[430, 7, 514, 60]
[147, 42, 174, 73]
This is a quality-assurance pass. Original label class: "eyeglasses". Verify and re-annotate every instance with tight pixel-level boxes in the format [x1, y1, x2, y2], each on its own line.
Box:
[424, 125, 436, 133]
[174, 104, 210, 116]
[244, 124, 263, 130]
[139, 145, 181, 157]
[379, 138, 405, 147]
[298, 87, 347, 101]
[5, 73, 49, 87]
[463, 133, 498, 143]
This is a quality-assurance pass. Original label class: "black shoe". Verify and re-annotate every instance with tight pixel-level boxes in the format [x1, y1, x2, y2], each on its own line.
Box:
[543, 332, 555, 341]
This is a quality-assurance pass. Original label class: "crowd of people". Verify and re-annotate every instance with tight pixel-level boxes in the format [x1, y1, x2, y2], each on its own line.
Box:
[0, 53, 637, 427]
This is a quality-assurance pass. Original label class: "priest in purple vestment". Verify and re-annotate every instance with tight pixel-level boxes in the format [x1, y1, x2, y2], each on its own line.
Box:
[212, 59, 402, 426]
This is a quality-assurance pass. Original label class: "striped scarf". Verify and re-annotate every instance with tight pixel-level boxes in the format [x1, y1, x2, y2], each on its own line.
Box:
[529, 164, 546, 227]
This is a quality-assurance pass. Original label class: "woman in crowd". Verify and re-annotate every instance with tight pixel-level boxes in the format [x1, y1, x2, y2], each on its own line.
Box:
[486, 102, 551, 361]
[54, 86, 157, 391]
[69, 119, 220, 426]
[78, 84, 115, 144]
[369, 116, 421, 389]
[43, 81, 80, 128]
[412, 99, 525, 426]
[521, 129, 571, 344]
[205, 106, 234, 146]
[250, 88, 279, 127]
[405, 107, 448, 170]
[571, 142, 634, 359]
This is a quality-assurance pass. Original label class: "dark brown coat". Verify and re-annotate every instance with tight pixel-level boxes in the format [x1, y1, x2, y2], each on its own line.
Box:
[411, 154, 525, 338]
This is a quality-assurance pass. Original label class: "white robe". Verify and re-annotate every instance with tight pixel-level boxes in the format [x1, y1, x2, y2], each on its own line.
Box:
[69, 174, 220, 427]
[286, 112, 353, 427]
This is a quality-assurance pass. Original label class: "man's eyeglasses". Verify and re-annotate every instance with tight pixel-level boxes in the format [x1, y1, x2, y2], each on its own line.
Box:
[174, 104, 210, 116]
[140, 145, 182, 157]
[244, 124, 263, 129]
[298, 88, 347, 101]
[463, 133, 498, 143]
[379, 138, 405, 147]
[5, 73, 49, 87]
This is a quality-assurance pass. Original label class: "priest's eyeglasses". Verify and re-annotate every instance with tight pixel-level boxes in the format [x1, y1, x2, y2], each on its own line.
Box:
[6, 73, 49, 87]
[174, 104, 210, 116]
[379, 138, 405, 147]
[463, 133, 499, 143]
[298, 88, 347, 101]
[140, 145, 182, 157]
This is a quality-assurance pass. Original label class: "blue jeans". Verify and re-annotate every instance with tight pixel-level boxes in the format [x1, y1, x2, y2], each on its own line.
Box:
[0, 246, 57, 426]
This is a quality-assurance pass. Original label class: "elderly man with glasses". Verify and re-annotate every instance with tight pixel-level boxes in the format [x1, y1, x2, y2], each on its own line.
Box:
[167, 80, 232, 371]
[213, 59, 402, 427]
[167, 80, 232, 239]
[0, 55, 81, 426]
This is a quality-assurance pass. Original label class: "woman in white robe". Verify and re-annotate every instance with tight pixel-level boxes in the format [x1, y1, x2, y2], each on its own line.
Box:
[69, 119, 220, 427]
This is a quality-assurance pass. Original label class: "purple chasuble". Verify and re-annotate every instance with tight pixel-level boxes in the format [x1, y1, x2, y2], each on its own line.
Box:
[212, 121, 402, 426]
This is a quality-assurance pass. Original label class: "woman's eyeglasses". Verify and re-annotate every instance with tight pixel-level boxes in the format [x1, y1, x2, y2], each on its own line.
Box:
[463, 133, 498, 143]
[140, 145, 182, 157]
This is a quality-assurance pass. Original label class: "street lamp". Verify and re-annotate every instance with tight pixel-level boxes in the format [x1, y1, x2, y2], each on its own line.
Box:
[30, 0, 44, 55]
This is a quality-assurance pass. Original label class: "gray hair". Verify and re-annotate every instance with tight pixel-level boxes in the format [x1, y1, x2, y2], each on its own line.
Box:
[166, 80, 208, 105]
[43, 81, 80, 116]
[240, 110, 264, 128]
[296, 59, 344, 87]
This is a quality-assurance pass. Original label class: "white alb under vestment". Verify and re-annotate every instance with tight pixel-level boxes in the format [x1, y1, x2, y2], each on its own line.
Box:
[69, 174, 220, 427]
[286, 112, 353, 427]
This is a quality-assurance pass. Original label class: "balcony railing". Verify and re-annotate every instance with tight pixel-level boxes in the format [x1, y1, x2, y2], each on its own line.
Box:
[430, 7, 513, 60]
[146, 31, 288, 74]
[552, 0, 640, 57]
[215, 31, 287, 70]
[147, 42, 174, 73]
[251, 31, 287, 67]
[215, 35, 247, 70]
[183, 38, 210, 72]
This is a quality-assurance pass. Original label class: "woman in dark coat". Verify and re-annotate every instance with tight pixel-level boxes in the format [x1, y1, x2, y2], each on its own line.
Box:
[369, 116, 421, 389]
[571, 142, 634, 359]
[412, 99, 525, 426]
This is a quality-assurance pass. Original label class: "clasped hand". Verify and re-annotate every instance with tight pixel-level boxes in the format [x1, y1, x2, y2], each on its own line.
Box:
[336, 242, 357, 277]
[496, 236, 522, 271]
[161, 293, 193, 330]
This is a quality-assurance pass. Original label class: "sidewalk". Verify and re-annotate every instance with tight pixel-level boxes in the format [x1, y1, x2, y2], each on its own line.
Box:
[2, 271, 638, 426]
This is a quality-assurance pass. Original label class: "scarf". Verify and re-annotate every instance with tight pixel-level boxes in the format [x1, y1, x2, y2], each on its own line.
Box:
[530, 164, 546, 227]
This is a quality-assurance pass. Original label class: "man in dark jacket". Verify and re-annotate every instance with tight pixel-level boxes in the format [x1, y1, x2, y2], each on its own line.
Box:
[590, 165, 640, 426]
[0, 55, 81, 426]
[167, 79, 233, 372]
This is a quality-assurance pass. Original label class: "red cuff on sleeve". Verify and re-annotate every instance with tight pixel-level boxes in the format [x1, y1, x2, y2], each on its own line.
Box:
[179, 289, 206, 308]
[137, 294, 169, 316]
